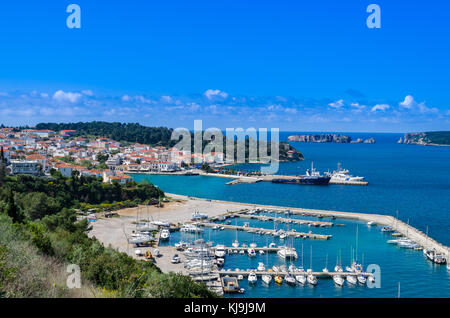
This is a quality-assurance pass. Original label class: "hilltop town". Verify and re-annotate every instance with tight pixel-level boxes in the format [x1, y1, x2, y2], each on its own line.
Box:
[0, 127, 222, 184]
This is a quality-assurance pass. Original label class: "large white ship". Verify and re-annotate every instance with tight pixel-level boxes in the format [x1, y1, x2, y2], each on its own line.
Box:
[326, 163, 368, 185]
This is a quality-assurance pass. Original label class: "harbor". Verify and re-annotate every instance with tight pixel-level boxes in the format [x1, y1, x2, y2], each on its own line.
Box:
[89, 192, 450, 297]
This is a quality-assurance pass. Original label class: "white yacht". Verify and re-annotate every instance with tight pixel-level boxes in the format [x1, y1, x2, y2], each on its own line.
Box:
[160, 229, 170, 240]
[285, 275, 296, 286]
[214, 245, 226, 258]
[346, 274, 357, 285]
[257, 262, 266, 271]
[333, 275, 344, 287]
[248, 271, 258, 284]
[327, 163, 366, 184]
[295, 272, 306, 285]
[307, 272, 317, 286]
[262, 274, 272, 285]
[277, 247, 298, 260]
[180, 224, 204, 233]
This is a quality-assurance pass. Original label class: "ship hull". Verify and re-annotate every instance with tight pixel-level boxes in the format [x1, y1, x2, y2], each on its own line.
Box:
[272, 176, 331, 185]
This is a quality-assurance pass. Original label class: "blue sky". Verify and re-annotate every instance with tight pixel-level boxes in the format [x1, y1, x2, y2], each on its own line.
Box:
[0, 0, 449, 132]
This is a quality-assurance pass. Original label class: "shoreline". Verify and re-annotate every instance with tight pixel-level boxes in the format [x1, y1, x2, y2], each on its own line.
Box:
[89, 193, 449, 276]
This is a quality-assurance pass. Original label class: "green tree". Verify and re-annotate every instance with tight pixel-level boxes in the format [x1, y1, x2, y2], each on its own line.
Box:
[5, 189, 23, 223]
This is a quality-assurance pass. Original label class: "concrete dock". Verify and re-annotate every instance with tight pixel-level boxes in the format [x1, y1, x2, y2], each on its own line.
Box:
[199, 222, 332, 240]
[217, 270, 374, 278]
[234, 213, 334, 227]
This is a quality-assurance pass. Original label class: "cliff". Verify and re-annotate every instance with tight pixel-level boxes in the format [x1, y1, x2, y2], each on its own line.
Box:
[402, 131, 450, 146]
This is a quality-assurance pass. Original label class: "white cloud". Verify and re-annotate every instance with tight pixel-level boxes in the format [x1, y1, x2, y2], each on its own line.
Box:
[121, 94, 132, 102]
[350, 102, 366, 110]
[82, 89, 94, 96]
[53, 90, 82, 103]
[328, 99, 344, 108]
[399, 95, 437, 114]
[399, 95, 414, 109]
[204, 89, 228, 100]
[371, 104, 390, 112]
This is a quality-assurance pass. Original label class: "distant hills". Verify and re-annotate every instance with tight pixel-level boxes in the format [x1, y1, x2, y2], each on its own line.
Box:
[288, 134, 375, 144]
[400, 131, 450, 146]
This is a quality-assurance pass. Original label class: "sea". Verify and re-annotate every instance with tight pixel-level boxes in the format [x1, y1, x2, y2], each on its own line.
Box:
[132, 132, 450, 298]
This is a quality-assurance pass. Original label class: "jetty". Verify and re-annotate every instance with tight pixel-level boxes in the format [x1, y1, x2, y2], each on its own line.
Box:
[234, 213, 334, 227]
[216, 270, 374, 279]
[199, 222, 332, 240]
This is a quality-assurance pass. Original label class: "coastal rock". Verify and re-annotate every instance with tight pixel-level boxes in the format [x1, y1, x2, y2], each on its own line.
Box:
[288, 134, 352, 143]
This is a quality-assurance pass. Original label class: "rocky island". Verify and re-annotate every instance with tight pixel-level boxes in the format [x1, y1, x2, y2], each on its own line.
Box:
[288, 134, 375, 144]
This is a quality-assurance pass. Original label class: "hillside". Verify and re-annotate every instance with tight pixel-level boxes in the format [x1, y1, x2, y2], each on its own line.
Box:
[402, 131, 450, 146]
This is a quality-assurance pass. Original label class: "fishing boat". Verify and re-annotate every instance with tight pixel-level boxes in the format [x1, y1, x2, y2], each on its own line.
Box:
[274, 275, 283, 284]
[248, 271, 258, 284]
[262, 274, 272, 285]
[332, 275, 344, 287]
[257, 262, 266, 271]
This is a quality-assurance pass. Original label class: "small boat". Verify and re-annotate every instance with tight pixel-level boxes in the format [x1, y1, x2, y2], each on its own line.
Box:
[269, 243, 277, 248]
[332, 275, 344, 287]
[272, 265, 280, 272]
[214, 245, 227, 258]
[262, 274, 272, 285]
[368, 276, 375, 283]
[307, 273, 317, 286]
[346, 274, 357, 285]
[248, 271, 258, 284]
[247, 248, 257, 257]
[285, 275, 296, 286]
[239, 250, 245, 255]
[257, 262, 266, 271]
[232, 240, 240, 248]
[216, 258, 225, 267]
[250, 243, 257, 248]
[237, 274, 244, 280]
[274, 275, 283, 284]
[357, 275, 367, 284]
[334, 265, 343, 272]
[279, 233, 288, 240]
[367, 221, 376, 226]
[295, 273, 306, 285]
[259, 250, 265, 255]
[180, 224, 204, 233]
[381, 226, 394, 232]
[277, 247, 298, 260]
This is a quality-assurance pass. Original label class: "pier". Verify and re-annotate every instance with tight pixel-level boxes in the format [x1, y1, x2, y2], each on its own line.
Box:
[217, 270, 374, 279]
[234, 213, 334, 227]
[199, 222, 332, 240]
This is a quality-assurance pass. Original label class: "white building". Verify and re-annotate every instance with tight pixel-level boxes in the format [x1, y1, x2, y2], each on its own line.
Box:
[10, 160, 41, 176]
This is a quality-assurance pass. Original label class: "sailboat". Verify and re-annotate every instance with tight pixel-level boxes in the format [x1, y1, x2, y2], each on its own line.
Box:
[232, 219, 239, 248]
[307, 246, 317, 286]
[295, 243, 306, 284]
[334, 249, 343, 272]
[322, 254, 329, 273]
[332, 274, 344, 287]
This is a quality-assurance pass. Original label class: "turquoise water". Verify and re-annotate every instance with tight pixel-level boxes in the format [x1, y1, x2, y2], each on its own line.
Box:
[133, 132, 450, 297]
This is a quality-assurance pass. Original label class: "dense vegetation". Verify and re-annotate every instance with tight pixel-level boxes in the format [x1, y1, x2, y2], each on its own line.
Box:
[0, 170, 216, 298]
[36, 121, 176, 147]
[35, 121, 303, 161]
[403, 131, 450, 146]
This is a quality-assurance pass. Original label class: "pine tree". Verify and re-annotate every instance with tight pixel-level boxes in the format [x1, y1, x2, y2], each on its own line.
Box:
[6, 189, 23, 223]
[0, 147, 5, 186]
